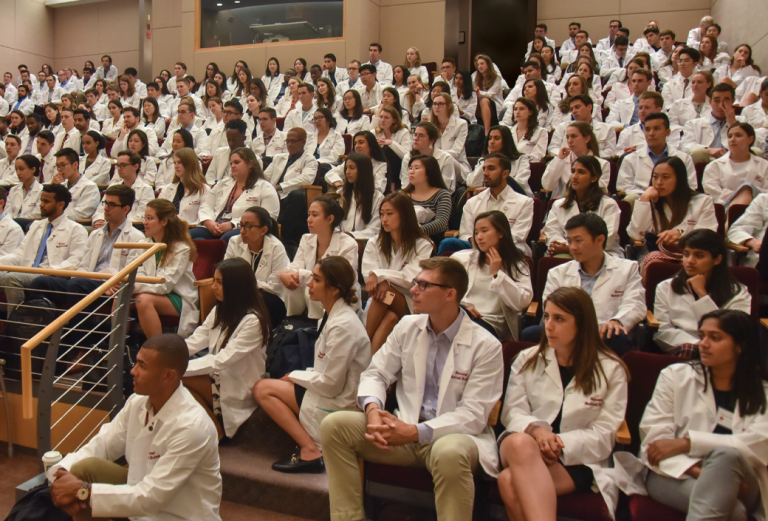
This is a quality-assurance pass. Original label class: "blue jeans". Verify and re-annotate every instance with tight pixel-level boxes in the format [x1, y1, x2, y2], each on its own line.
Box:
[189, 226, 240, 243]
[437, 238, 472, 256]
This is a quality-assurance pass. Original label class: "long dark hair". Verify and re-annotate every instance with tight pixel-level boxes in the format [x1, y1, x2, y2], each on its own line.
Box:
[485, 125, 522, 161]
[353, 131, 386, 162]
[382, 87, 406, 117]
[231, 147, 265, 190]
[316, 256, 358, 306]
[524, 78, 550, 115]
[127, 129, 150, 158]
[340, 89, 364, 121]
[377, 191, 431, 263]
[142, 97, 161, 123]
[474, 211, 527, 281]
[455, 70, 473, 100]
[514, 97, 539, 141]
[694, 309, 766, 416]
[651, 157, 695, 232]
[522, 286, 628, 396]
[403, 154, 448, 192]
[341, 153, 375, 225]
[563, 156, 605, 212]
[212, 258, 271, 348]
[671, 230, 740, 307]
[311, 194, 345, 231]
[44, 103, 62, 127]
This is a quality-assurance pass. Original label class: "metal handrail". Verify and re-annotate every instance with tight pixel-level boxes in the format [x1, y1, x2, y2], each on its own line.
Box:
[4, 242, 168, 419]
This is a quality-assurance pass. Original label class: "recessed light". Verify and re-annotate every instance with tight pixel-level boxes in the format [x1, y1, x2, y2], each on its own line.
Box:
[234, 1, 240, 3]
[216, 3, 222, 5]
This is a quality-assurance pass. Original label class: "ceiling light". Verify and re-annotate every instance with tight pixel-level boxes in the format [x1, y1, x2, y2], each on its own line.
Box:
[216, 3, 222, 5]
[234, 1, 240, 3]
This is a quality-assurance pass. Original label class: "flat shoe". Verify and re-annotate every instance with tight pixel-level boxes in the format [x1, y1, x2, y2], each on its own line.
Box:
[272, 449, 325, 474]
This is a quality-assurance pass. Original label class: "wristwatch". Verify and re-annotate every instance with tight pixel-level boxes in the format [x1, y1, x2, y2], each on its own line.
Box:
[77, 482, 91, 502]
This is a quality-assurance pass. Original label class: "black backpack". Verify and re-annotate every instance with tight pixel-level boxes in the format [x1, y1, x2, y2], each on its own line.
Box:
[0, 298, 59, 381]
[5, 484, 72, 521]
[265, 315, 317, 379]
[464, 123, 485, 157]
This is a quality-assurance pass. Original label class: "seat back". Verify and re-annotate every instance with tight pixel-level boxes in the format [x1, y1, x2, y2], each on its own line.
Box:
[423, 62, 437, 86]
[694, 162, 707, 191]
[529, 162, 545, 194]
[622, 352, 683, 455]
[342, 133, 353, 155]
[617, 200, 632, 247]
[192, 239, 227, 280]
[527, 197, 543, 245]
[607, 161, 619, 195]
[500, 341, 536, 410]
[276, 117, 285, 131]
[730, 266, 760, 319]
[727, 204, 748, 229]
[715, 203, 726, 237]
[644, 261, 681, 310]
[534, 257, 570, 319]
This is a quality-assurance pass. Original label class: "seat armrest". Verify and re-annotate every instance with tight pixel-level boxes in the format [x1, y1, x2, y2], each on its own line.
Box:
[488, 400, 502, 426]
[194, 278, 214, 287]
[646, 310, 660, 329]
[526, 302, 539, 317]
[727, 241, 750, 253]
[632, 239, 643, 247]
[616, 419, 631, 445]
[538, 233, 547, 244]
[445, 230, 460, 238]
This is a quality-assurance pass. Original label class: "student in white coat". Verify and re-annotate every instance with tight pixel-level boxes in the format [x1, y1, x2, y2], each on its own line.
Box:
[605, 68, 653, 133]
[92, 151, 154, 229]
[133, 199, 199, 339]
[79, 131, 111, 184]
[498, 286, 629, 521]
[652, 230, 751, 355]
[157, 148, 210, 227]
[703, 123, 768, 207]
[506, 97, 548, 162]
[337, 153, 384, 239]
[151, 128, 194, 191]
[543, 122, 611, 199]
[666, 71, 713, 132]
[544, 156, 622, 258]
[264, 128, 319, 200]
[616, 309, 768, 521]
[404, 47, 429, 85]
[444, 153, 533, 257]
[52, 148, 100, 221]
[0, 135, 21, 184]
[157, 101, 210, 159]
[335, 89, 371, 136]
[280, 196, 359, 320]
[6, 154, 41, 219]
[727, 192, 768, 267]
[465, 126, 533, 196]
[322, 54, 349, 87]
[225, 206, 289, 328]
[0, 188, 24, 256]
[474, 55, 504, 135]
[194, 147, 279, 242]
[452, 210, 533, 341]
[305, 108, 345, 169]
[714, 44, 760, 89]
[322, 257, 503, 521]
[205, 120, 261, 186]
[430, 93, 471, 183]
[255, 256, 370, 473]
[741, 78, 768, 130]
[548, 96, 617, 160]
[283, 84, 317, 136]
[363, 192, 433, 353]
[680, 83, 741, 164]
[251, 107, 287, 161]
[183, 258, 272, 441]
[101, 99, 124, 140]
[400, 122, 456, 193]
[49, 334, 222, 521]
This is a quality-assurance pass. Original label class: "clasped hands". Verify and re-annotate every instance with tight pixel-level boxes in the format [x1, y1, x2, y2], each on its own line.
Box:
[50, 469, 88, 517]
[528, 425, 564, 465]
[364, 405, 419, 449]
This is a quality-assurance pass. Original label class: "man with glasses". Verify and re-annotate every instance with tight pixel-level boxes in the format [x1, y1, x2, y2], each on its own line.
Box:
[51, 148, 100, 221]
[439, 58, 457, 94]
[335, 60, 364, 96]
[364, 42, 393, 86]
[661, 47, 700, 109]
[265, 127, 317, 200]
[322, 256, 503, 521]
[359, 64, 383, 114]
[597, 20, 622, 54]
[111, 106, 159, 157]
[28, 184, 144, 310]
[205, 100, 245, 159]
[158, 101, 210, 159]
[251, 107, 286, 164]
[283, 84, 317, 135]
[92, 151, 153, 229]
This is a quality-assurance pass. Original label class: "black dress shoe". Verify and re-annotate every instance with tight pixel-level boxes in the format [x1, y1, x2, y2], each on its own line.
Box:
[272, 448, 325, 473]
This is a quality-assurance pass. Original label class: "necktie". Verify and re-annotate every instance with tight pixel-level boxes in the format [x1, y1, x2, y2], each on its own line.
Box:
[618, 57, 624, 68]
[683, 79, 689, 97]
[630, 98, 640, 125]
[33, 222, 53, 268]
[710, 120, 725, 149]
[172, 182, 185, 214]
[40, 160, 45, 181]
[329, 72, 337, 87]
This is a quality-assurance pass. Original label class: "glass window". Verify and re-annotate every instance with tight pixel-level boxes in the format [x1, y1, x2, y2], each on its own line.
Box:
[199, 0, 344, 48]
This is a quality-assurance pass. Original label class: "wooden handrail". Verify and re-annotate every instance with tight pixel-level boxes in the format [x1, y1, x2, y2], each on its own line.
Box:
[20, 242, 167, 419]
[0, 266, 163, 284]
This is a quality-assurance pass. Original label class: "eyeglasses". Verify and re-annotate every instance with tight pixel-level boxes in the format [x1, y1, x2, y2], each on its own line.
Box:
[432, 102, 447, 107]
[360, 72, 372, 77]
[313, 116, 325, 122]
[412, 279, 452, 291]
[224, 110, 239, 115]
[104, 202, 128, 209]
[240, 223, 263, 231]
[55, 162, 71, 171]
[116, 163, 132, 169]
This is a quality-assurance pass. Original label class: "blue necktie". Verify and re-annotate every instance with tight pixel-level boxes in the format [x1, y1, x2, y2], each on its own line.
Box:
[630, 97, 640, 126]
[32, 222, 53, 268]
[710, 120, 725, 149]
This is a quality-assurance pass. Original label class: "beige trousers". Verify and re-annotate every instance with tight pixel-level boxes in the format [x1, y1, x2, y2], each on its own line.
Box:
[69, 457, 129, 521]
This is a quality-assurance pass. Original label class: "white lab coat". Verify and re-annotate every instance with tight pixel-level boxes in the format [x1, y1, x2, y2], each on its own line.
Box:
[11, 98, 34, 115]
[0, 156, 19, 184]
[52, 384, 222, 521]
[0, 214, 87, 269]
[206, 146, 263, 186]
[361, 236, 433, 311]
[158, 126, 210, 159]
[185, 310, 267, 438]
[283, 104, 317, 135]
[548, 120, 617, 159]
[543, 196, 623, 257]
[322, 67, 350, 85]
[661, 75, 695, 109]
[111, 126, 159, 158]
[460, 185, 533, 255]
[702, 153, 768, 204]
[727, 193, 768, 267]
[157, 183, 211, 226]
[714, 64, 759, 87]
[476, 76, 504, 113]
[64, 176, 101, 221]
[224, 234, 288, 299]
[511, 125, 548, 163]
[121, 93, 142, 109]
[742, 101, 768, 129]
[359, 312, 504, 476]
[616, 123, 682, 152]
[92, 178, 154, 224]
[264, 151, 319, 198]
[336, 116, 370, 137]
[652, 278, 751, 351]
[306, 129, 346, 165]
[680, 117, 736, 156]
[627, 193, 718, 241]
[339, 190, 384, 239]
[6, 181, 42, 218]
[736, 76, 767, 105]
[0, 215, 24, 256]
[134, 240, 199, 338]
[617, 146, 697, 195]
[614, 363, 768, 521]
[453, 249, 533, 341]
[365, 60, 394, 86]
[251, 130, 287, 158]
[80, 154, 112, 184]
[667, 98, 711, 131]
[54, 127, 81, 155]
[541, 153, 611, 199]
[502, 345, 628, 517]
[544, 255, 646, 330]
[198, 176, 279, 225]
[325, 158, 388, 194]
[400, 148, 456, 192]
[466, 155, 532, 197]
[605, 97, 638, 128]
[434, 115, 470, 181]
[101, 117, 123, 139]
[78, 222, 145, 273]
[375, 127, 412, 159]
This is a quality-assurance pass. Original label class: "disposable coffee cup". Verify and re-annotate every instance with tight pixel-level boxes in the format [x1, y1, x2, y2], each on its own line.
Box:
[42, 451, 62, 483]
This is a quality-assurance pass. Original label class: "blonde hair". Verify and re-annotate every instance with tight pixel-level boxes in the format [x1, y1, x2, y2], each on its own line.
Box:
[428, 93, 455, 133]
[375, 105, 407, 134]
[404, 47, 422, 68]
[172, 148, 207, 196]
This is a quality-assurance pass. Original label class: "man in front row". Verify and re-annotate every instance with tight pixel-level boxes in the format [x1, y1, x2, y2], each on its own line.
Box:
[50, 334, 222, 521]
[322, 257, 503, 521]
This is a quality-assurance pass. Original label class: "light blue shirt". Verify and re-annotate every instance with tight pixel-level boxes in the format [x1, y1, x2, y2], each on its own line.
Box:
[629, 95, 640, 126]
[647, 145, 670, 165]
[710, 114, 726, 149]
[578, 254, 607, 297]
[94, 219, 127, 273]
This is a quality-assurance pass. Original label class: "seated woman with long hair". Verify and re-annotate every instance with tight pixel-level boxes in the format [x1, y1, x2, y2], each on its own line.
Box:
[336, 89, 370, 136]
[141, 97, 166, 139]
[326, 131, 388, 193]
[451, 210, 532, 340]
[498, 286, 629, 521]
[556, 74, 602, 122]
[466, 125, 532, 196]
[403, 154, 452, 246]
[134, 199, 199, 338]
[254, 256, 371, 474]
[111, 129, 158, 185]
[506, 97, 549, 162]
[430, 92, 472, 182]
[652, 229, 751, 356]
[373, 105, 412, 190]
[542, 122, 610, 199]
[151, 127, 195, 190]
[280, 195, 359, 320]
[157, 148, 211, 226]
[183, 258, 272, 441]
[453, 70, 477, 124]
[372, 86, 409, 129]
[80, 130, 111, 184]
[363, 192, 433, 354]
[338, 153, 384, 239]
[543, 155, 622, 258]
[401, 74, 426, 121]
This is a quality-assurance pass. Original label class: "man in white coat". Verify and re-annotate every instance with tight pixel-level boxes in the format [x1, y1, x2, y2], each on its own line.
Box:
[364, 43, 393, 86]
[548, 95, 618, 158]
[49, 334, 222, 521]
[110, 107, 159, 158]
[207, 120, 262, 185]
[282, 84, 317, 136]
[522, 213, 645, 355]
[680, 83, 741, 163]
[0, 183, 88, 314]
[52, 148, 101, 221]
[321, 54, 349, 88]
[264, 128, 318, 199]
[321, 257, 503, 521]
[158, 101, 210, 159]
[0, 187, 24, 256]
[596, 20, 623, 54]
[251, 107, 287, 161]
[53, 108, 81, 155]
[606, 68, 653, 133]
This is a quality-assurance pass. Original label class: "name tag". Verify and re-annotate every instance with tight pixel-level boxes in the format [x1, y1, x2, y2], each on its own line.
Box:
[257, 259, 267, 270]
[717, 407, 734, 430]
[189, 200, 200, 206]
[246, 197, 260, 202]
[451, 371, 469, 381]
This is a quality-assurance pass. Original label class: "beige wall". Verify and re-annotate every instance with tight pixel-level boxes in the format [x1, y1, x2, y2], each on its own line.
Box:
[53, 0, 139, 74]
[538, 0, 709, 50]
[0, 0, 54, 79]
[711, 0, 768, 73]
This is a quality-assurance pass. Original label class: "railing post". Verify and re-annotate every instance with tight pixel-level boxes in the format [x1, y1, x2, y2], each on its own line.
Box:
[106, 271, 137, 419]
[36, 328, 62, 461]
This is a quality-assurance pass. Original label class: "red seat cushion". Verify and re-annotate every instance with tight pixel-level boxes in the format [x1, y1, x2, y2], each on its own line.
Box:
[365, 463, 434, 491]
[490, 483, 610, 521]
[629, 495, 685, 521]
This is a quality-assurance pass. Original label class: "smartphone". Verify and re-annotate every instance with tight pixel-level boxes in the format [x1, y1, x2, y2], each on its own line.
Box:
[383, 291, 396, 305]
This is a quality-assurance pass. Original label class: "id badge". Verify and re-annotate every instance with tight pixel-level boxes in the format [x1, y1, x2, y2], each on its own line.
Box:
[716, 407, 734, 431]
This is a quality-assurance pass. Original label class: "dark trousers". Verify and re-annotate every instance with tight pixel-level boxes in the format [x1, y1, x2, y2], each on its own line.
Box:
[382, 146, 403, 193]
[261, 290, 287, 331]
[461, 306, 499, 339]
[189, 227, 240, 243]
[278, 189, 310, 250]
[521, 325, 632, 357]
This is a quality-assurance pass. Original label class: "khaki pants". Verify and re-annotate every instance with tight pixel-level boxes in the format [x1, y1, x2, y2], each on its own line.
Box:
[320, 411, 479, 521]
[623, 192, 641, 209]
[69, 457, 129, 521]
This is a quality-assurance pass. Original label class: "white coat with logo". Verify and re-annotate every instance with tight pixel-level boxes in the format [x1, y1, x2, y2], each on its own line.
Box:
[157, 183, 211, 226]
[361, 236, 433, 311]
[224, 233, 289, 299]
[264, 151, 319, 198]
[702, 153, 768, 205]
[198, 176, 279, 224]
[0, 214, 87, 269]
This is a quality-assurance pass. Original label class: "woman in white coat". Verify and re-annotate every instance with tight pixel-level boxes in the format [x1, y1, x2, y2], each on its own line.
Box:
[618, 309, 768, 520]
[254, 256, 370, 473]
[404, 47, 429, 85]
[79, 131, 111, 185]
[543, 122, 610, 199]
[280, 195, 359, 320]
[498, 286, 629, 521]
[363, 192, 433, 354]
[192, 147, 279, 243]
[507, 97, 548, 163]
[474, 55, 504, 135]
[305, 108, 345, 168]
[452, 210, 533, 341]
[466, 125, 533, 196]
[430, 93, 471, 183]
[327, 131, 388, 194]
[453, 70, 478, 124]
[101, 99, 123, 139]
[544, 156, 622, 258]
[726, 192, 768, 268]
[338, 153, 384, 238]
[134, 199, 199, 339]
[183, 258, 272, 440]
[653, 230, 751, 355]
[336, 89, 371, 136]
[373, 106, 412, 190]
[151, 128, 194, 190]
[702, 123, 768, 207]
[714, 44, 760, 88]
[225, 206, 289, 329]
[157, 148, 210, 226]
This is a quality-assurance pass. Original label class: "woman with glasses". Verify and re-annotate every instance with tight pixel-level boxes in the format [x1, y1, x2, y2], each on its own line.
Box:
[305, 108, 345, 172]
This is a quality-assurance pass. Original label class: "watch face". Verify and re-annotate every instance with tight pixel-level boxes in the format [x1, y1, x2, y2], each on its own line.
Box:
[77, 486, 89, 500]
